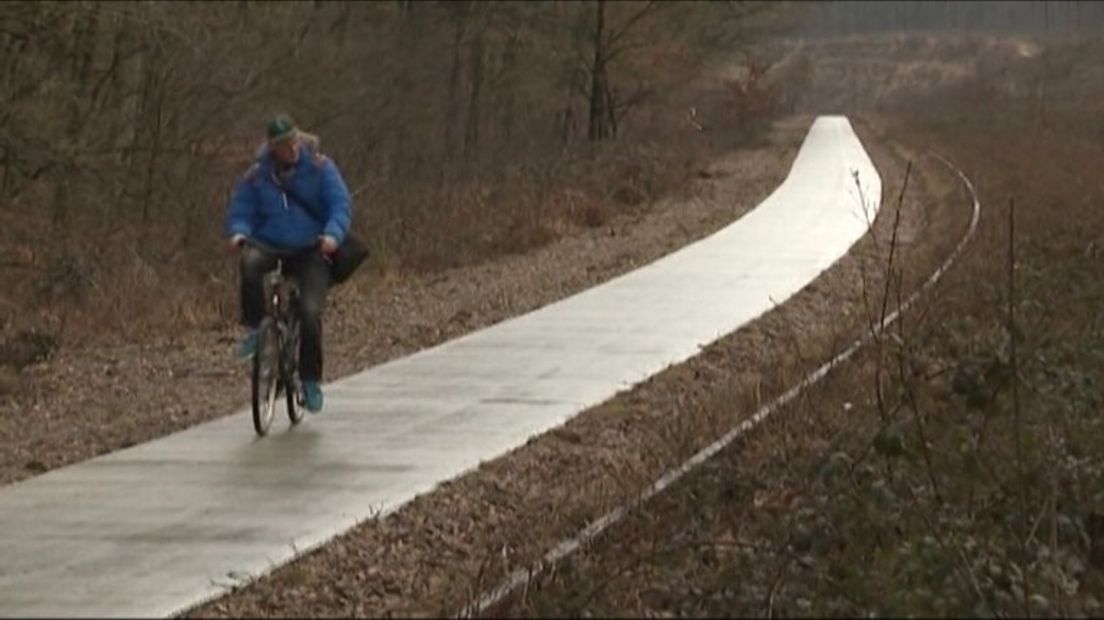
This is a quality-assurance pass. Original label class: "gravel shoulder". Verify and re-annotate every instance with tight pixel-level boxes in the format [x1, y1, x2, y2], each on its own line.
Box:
[182, 116, 968, 617]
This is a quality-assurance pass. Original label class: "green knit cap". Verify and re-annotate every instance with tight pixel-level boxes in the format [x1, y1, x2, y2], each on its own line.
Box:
[266, 114, 297, 143]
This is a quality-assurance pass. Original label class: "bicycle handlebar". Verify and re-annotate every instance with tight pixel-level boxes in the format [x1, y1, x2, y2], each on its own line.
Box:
[237, 237, 329, 260]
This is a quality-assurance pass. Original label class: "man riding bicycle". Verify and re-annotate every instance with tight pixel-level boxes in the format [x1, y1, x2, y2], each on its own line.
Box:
[225, 114, 352, 413]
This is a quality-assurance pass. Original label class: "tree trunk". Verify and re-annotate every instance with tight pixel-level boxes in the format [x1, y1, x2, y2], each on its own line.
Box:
[1, 146, 12, 199]
[113, 14, 145, 169]
[604, 79, 618, 139]
[50, 169, 70, 237]
[443, 10, 466, 177]
[141, 90, 164, 226]
[71, 2, 97, 85]
[463, 25, 485, 158]
[587, 0, 611, 142]
[333, 2, 353, 51]
[237, 1, 249, 28]
[498, 34, 519, 145]
[559, 102, 573, 148]
[392, 4, 420, 180]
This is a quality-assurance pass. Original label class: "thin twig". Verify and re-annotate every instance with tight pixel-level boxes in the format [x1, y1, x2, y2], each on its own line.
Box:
[955, 542, 1001, 619]
[765, 555, 793, 618]
[896, 268, 944, 505]
[875, 162, 911, 428]
[880, 161, 912, 330]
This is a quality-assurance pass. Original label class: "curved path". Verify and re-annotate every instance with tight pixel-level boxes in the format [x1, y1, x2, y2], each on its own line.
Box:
[465, 148, 982, 616]
[0, 116, 880, 618]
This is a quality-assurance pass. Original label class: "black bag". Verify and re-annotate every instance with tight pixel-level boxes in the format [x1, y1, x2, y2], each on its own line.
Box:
[269, 173, 369, 285]
[326, 231, 369, 285]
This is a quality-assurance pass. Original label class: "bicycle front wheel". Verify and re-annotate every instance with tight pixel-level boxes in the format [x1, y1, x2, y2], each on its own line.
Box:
[251, 317, 280, 436]
[285, 318, 304, 426]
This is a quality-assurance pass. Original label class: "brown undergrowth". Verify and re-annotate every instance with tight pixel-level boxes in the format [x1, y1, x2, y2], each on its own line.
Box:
[485, 35, 1104, 619]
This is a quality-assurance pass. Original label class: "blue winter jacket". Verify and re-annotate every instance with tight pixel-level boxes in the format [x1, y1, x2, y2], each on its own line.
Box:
[225, 140, 352, 250]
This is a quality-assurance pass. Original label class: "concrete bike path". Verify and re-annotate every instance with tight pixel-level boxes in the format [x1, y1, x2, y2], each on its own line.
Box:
[0, 116, 881, 617]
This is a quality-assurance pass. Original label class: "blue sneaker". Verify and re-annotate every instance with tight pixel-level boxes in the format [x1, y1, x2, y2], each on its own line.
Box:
[303, 381, 324, 413]
[237, 329, 260, 359]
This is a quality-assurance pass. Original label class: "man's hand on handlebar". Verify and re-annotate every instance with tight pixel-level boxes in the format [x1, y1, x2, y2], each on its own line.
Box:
[227, 234, 337, 256]
[319, 235, 339, 256]
[228, 234, 247, 253]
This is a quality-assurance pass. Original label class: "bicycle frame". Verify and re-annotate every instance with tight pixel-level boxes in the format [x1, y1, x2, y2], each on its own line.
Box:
[252, 259, 305, 436]
[265, 264, 302, 394]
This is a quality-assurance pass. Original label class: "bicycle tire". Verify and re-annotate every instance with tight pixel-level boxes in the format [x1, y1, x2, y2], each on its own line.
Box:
[286, 318, 304, 425]
[251, 317, 280, 436]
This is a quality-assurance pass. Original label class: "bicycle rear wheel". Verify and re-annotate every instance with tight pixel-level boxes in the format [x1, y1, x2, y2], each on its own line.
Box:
[251, 317, 280, 436]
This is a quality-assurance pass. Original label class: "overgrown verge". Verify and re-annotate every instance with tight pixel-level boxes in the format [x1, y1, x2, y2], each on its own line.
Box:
[488, 34, 1104, 615]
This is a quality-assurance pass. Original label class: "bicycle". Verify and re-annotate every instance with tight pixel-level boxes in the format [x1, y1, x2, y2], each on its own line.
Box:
[251, 254, 306, 436]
